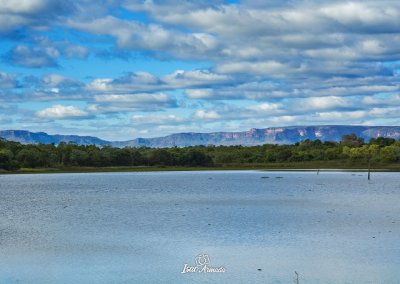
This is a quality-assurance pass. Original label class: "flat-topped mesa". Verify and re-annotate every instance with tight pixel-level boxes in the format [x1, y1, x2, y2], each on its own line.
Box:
[1, 125, 400, 148]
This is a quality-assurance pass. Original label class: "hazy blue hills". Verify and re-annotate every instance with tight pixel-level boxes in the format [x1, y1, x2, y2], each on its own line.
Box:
[0, 130, 110, 146]
[1, 126, 400, 148]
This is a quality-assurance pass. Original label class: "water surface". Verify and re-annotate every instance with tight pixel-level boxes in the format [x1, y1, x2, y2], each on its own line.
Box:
[0, 171, 399, 283]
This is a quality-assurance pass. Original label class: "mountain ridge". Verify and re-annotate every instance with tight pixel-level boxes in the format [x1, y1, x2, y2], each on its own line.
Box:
[1, 125, 400, 148]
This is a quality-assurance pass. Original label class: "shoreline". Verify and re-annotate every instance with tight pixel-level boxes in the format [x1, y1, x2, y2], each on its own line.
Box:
[1, 164, 399, 175]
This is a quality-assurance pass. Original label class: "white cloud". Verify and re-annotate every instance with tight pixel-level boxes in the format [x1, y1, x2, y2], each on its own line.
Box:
[7, 45, 60, 68]
[0, 0, 50, 14]
[40, 74, 81, 88]
[194, 109, 221, 120]
[0, 71, 17, 88]
[267, 115, 298, 125]
[85, 69, 231, 95]
[163, 69, 230, 87]
[36, 105, 89, 119]
[0, 14, 30, 34]
[2, 0, 400, 136]
[118, 0, 400, 79]
[247, 103, 283, 113]
[317, 110, 367, 121]
[295, 96, 350, 111]
[5, 36, 91, 68]
[63, 43, 89, 59]
[41, 74, 67, 86]
[0, 0, 73, 35]
[362, 94, 400, 106]
[320, 2, 400, 30]
[88, 92, 177, 113]
[68, 16, 219, 59]
[131, 114, 188, 125]
[185, 89, 214, 99]
[94, 93, 174, 105]
[216, 60, 286, 75]
[86, 78, 113, 91]
[184, 81, 289, 100]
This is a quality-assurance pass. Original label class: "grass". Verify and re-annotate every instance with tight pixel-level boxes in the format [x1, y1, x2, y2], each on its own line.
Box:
[1, 160, 399, 174]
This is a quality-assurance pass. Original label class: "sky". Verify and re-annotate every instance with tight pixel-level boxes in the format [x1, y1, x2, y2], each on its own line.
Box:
[0, 0, 400, 141]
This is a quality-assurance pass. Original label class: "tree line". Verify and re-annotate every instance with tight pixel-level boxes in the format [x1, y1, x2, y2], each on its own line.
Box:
[0, 134, 399, 171]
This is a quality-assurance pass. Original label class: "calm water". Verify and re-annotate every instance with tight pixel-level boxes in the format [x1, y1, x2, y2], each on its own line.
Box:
[0, 171, 399, 283]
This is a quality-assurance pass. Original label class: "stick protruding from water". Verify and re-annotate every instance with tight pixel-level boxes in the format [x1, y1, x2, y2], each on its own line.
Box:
[294, 271, 299, 284]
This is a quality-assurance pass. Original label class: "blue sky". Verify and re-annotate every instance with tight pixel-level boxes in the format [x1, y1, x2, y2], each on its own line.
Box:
[0, 0, 399, 140]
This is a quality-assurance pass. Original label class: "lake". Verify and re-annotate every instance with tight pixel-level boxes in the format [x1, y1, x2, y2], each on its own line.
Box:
[0, 171, 399, 283]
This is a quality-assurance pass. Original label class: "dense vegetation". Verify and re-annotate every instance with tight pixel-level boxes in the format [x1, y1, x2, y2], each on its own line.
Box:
[1, 134, 400, 171]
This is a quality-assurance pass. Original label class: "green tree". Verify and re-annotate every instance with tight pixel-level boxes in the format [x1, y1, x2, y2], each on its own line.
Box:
[70, 149, 90, 166]
[16, 148, 42, 168]
[148, 149, 175, 166]
[343, 144, 379, 161]
[380, 145, 400, 162]
[370, 137, 396, 147]
[341, 134, 364, 147]
[181, 149, 213, 166]
[0, 149, 19, 170]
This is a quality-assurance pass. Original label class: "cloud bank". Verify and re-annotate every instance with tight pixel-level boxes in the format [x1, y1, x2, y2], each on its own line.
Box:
[0, 0, 399, 139]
